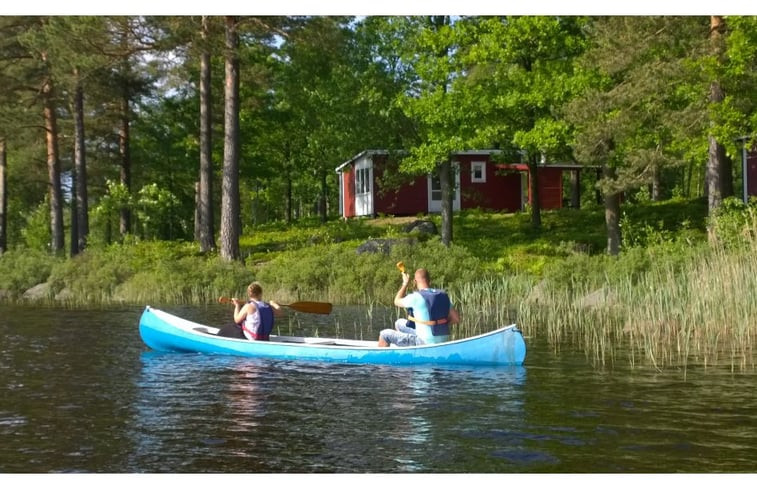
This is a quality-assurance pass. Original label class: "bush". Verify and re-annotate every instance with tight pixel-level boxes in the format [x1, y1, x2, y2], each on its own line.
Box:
[0, 249, 63, 296]
[709, 197, 757, 250]
[113, 256, 252, 304]
[20, 200, 52, 251]
[255, 238, 481, 305]
[48, 246, 137, 300]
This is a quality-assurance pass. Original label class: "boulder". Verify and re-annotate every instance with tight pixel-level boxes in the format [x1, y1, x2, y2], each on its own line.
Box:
[575, 288, 615, 309]
[402, 219, 437, 235]
[22, 282, 51, 301]
[356, 238, 415, 255]
[55, 288, 75, 301]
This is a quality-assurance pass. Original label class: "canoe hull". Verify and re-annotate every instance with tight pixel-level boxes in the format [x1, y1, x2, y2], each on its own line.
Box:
[138, 306, 526, 366]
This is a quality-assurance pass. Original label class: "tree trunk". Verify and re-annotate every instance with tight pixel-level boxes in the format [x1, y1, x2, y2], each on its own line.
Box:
[73, 73, 88, 254]
[220, 16, 241, 261]
[286, 171, 293, 224]
[0, 139, 7, 255]
[706, 15, 728, 216]
[439, 160, 453, 246]
[528, 155, 542, 229]
[194, 181, 201, 241]
[595, 168, 603, 204]
[119, 84, 131, 237]
[651, 164, 662, 201]
[319, 170, 328, 224]
[198, 16, 215, 253]
[42, 71, 64, 254]
[603, 166, 622, 256]
[707, 129, 726, 212]
[70, 169, 78, 256]
[570, 170, 580, 209]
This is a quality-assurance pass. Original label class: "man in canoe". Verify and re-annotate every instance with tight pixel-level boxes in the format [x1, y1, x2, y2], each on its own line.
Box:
[378, 268, 460, 347]
[217, 281, 282, 340]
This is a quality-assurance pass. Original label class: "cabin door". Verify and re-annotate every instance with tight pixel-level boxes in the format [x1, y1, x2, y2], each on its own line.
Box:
[428, 163, 460, 213]
[355, 159, 373, 216]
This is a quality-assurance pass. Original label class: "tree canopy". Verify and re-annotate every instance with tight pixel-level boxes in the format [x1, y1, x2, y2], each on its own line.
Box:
[0, 15, 755, 258]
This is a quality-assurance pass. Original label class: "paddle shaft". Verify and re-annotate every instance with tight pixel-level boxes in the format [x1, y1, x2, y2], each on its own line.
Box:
[218, 297, 332, 315]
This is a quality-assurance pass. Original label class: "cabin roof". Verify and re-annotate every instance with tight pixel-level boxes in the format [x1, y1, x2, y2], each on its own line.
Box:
[335, 149, 599, 172]
[335, 150, 390, 173]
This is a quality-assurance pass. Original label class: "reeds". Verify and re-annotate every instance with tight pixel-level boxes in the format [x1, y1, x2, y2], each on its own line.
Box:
[450, 231, 757, 370]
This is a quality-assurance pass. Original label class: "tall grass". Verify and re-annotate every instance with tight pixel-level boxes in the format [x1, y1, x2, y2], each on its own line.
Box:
[445, 205, 757, 370]
[448, 275, 535, 339]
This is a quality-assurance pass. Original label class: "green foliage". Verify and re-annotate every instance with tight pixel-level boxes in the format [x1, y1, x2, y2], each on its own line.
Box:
[709, 196, 757, 250]
[1, 197, 717, 307]
[255, 237, 480, 305]
[541, 236, 709, 297]
[0, 248, 62, 295]
[114, 256, 251, 304]
[620, 198, 707, 248]
[20, 199, 51, 251]
[48, 246, 136, 300]
[45, 240, 252, 304]
[567, 17, 709, 199]
[135, 183, 183, 240]
[90, 180, 133, 245]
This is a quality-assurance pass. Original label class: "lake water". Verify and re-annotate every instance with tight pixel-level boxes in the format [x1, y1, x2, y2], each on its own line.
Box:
[2, 303, 757, 473]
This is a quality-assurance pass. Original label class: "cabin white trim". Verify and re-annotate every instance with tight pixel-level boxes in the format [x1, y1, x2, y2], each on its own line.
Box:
[354, 155, 374, 216]
[427, 163, 461, 213]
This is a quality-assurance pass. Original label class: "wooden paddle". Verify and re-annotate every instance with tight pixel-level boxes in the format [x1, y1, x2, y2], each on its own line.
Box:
[217, 296, 332, 315]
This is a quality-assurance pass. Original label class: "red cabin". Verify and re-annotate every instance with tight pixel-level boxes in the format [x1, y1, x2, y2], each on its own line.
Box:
[336, 149, 585, 218]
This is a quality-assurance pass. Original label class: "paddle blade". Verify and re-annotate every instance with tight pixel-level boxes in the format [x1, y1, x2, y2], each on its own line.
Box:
[396, 261, 405, 273]
[286, 301, 333, 315]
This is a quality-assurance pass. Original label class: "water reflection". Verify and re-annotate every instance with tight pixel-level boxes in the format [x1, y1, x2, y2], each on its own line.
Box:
[131, 349, 528, 473]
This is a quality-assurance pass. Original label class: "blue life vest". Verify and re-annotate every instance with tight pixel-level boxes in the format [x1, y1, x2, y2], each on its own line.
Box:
[242, 300, 275, 340]
[407, 289, 451, 337]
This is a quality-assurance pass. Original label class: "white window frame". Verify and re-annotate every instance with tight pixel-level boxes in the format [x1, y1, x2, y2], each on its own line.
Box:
[471, 161, 486, 183]
[428, 163, 461, 213]
[354, 158, 374, 216]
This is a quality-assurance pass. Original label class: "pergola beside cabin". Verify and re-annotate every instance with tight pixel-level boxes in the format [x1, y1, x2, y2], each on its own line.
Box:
[336, 149, 593, 219]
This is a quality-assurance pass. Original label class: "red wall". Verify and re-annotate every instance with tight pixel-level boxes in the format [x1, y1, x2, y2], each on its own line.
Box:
[457, 155, 522, 212]
[342, 167, 355, 218]
[496, 163, 565, 210]
[373, 156, 429, 215]
[536, 167, 564, 210]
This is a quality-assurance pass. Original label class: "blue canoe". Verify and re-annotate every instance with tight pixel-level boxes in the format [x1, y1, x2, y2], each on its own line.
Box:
[138, 306, 527, 367]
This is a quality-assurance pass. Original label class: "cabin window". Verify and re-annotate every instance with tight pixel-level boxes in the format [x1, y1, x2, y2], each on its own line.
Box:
[430, 174, 457, 201]
[471, 161, 486, 183]
[356, 167, 370, 194]
[430, 175, 442, 201]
